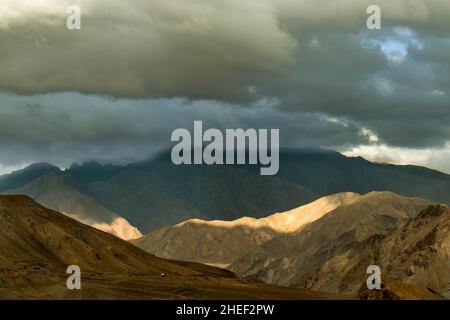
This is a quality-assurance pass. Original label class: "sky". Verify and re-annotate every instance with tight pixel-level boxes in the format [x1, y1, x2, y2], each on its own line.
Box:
[0, 0, 449, 174]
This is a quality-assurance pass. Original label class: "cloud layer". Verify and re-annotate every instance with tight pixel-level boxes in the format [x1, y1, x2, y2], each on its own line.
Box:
[1, 0, 449, 100]
[0, 1, 449, 173]
[0, 92, 365, 169]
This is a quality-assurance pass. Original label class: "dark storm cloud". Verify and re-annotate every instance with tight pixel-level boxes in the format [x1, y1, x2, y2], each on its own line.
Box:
[0, 0, 449, 172]
[1, 1, 449, 102]
[0, 0, 295, 102]
[0, 92, 367, 170]
[272, 27, 450, 148]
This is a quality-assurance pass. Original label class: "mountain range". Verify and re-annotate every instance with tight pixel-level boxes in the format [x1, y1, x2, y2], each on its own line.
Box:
[1, 148, 450, 237]
[0, 195, 347, 299]
[132, 191, 450, 298]
[229, 193, 449, 295]
[2, 170, 141, 240]
[1, 148, 449, 299]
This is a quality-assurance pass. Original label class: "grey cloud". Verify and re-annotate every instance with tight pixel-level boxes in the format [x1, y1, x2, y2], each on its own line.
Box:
[0, 92, 367, 169]
[268, 28, 450, 149]
[0, 0, 449, 168]
[1, 0, 449, 100]
[0, 0, 295, 102]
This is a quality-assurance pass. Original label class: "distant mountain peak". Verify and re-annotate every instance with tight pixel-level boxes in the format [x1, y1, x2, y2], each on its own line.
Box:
[0, 162, 61, 192]
[66, 160, 124, 183]
[17, 162, 60, 172]
[80, 160, 103, 167]
[2, 171, 142, 240]
[69, 161, 81, 170]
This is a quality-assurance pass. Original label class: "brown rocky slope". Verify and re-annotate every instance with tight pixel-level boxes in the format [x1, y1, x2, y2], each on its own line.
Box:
[0, 195, 346, 300]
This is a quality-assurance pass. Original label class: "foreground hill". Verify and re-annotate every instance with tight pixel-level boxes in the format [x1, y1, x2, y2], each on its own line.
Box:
[2, 172, 141, 240]
[357, 278, 445, 300]
[132, 192, 360, 268]
[0, 195, 345, 299]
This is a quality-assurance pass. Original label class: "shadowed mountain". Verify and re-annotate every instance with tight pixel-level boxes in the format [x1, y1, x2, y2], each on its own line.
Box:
[0, 163, 60, 192]
[273, 148, 450, 205]
[2, 148, 450, 234]
[89, 162, 315, 233]
[90, 148, 450, 233]
[68, 161, 123, 183]
[2, 172, 141, 240]
[0, 195, 347, 300]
